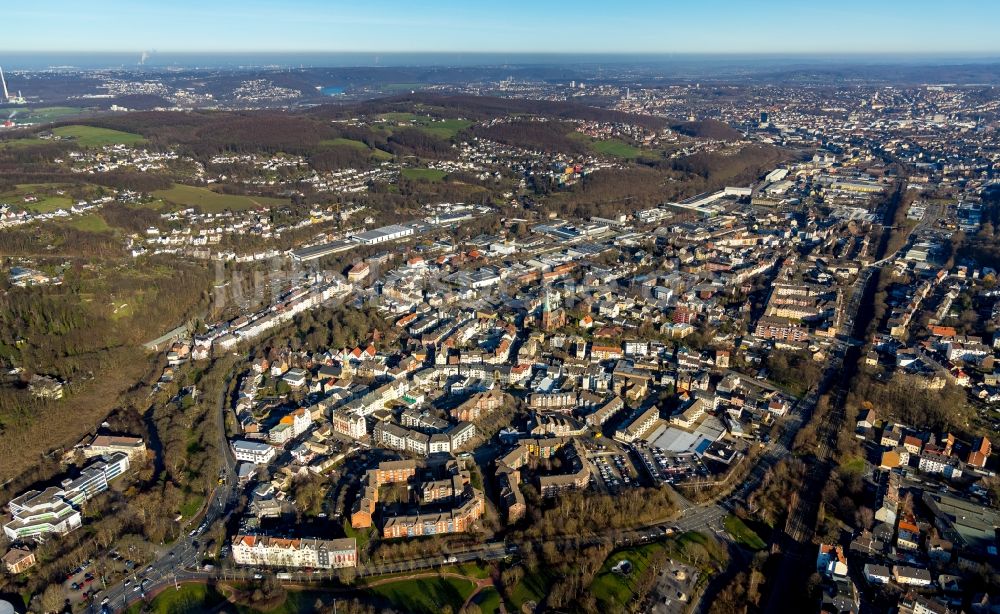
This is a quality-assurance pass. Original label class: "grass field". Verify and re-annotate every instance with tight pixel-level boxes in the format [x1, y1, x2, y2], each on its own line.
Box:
[366, 576, 475, 614]
[320, 137, 369, 150]
[401, 168, 448, 182]
[7, 106, 86, 124]
[127, 583, 226, 614]
[153, 184, 287, 212]
[508, 566, 555, 611]
[179, 494, 205, 519]
[64, 213, 111, 232]
[376, 112, 471, 139]
[0, 137, 48, 149]
[591, 138, 649, 159]
[723, 515, 767, 550]
[320, 137, 394, 160]
[589, 542, 666, 610]
[571, 131, 650, 159]
[473, 587, 502, 613]
[0, 183, 76, 213]
[52, 124, 146, 147]
[380, 82, 427, 92]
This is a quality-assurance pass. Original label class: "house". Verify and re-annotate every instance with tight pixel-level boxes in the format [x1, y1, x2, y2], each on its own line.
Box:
[862, 563, 891, 585]
[3, 547, 36, 574]
[892, 565, 932, 587]
[817, 544, 848, 578]
[967, 436, 992, 468]
[857, 409, 878, 429]
[283, 368, 308, 388]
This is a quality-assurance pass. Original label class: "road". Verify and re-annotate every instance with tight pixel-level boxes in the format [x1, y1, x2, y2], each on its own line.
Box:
[758, 193, 930, 612]
[91, 372, 240, 614]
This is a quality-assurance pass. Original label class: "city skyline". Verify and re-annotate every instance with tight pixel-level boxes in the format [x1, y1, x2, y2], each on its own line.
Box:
[5, 0, 1000, 55]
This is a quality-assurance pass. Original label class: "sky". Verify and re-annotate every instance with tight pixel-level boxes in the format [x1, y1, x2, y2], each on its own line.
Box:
[3, 0, 1000, 56]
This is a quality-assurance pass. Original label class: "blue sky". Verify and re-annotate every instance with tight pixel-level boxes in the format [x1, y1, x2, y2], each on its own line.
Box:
[4, 0, 1000, 54]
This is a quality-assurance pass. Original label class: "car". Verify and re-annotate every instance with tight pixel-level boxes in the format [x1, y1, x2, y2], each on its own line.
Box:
[146, 566, 153, 573]
[133, 586, 141, 593]
[124, 579, 131, 586]
[71, 582, 80, 590]
[253, 573, 263, 579]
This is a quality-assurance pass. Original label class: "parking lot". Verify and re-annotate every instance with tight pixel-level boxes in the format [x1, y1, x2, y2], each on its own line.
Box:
[591, 451, 639, 493]
[633, 446, 710, 486]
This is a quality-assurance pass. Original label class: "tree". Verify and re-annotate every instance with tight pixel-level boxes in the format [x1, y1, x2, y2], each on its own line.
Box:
[39, 583, 67, 613]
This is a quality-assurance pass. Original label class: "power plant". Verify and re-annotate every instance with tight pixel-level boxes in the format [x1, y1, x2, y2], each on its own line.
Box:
[0, 66, 27, 105]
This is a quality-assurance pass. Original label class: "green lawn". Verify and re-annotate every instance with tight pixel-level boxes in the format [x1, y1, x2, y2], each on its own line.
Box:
[10, 106, 86, 123]
[320, 137, 370, 150]
[366, 576, 475, 614]
[839, 456, 866, 475]
[376, 112, 471, 139]
[179, 494, 205, 519]
[591, 138, 648, 159]
[417, 119, 473, 139]
[320, 137, 394, 160]
[0, 183, 82, 213]
[589, 542, 666, 610]
[401, 168, 448, 182]
[724, 515, 766, 550]
[64, 213, 111, 232]
[127, 583, 226, 614]
[571, 131, 650, 159]
[52, 124, 146, 147]
[343, 520, 372, 552]
[0, 137, 48, 149]
[508, 566, 555, 611]
[152, 184, 287, 213]
[473, 587, 503, 614]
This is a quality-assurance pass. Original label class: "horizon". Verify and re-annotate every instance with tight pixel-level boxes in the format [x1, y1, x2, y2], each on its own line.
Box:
[3, 50, 1000, 72]
[5, 1, 1000, 57]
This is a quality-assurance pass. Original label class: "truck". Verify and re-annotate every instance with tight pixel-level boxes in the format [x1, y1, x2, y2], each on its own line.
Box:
[276, 572, 293, 580]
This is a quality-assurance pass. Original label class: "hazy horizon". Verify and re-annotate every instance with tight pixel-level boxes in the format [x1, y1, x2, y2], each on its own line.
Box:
[3, 51, 1000, 72]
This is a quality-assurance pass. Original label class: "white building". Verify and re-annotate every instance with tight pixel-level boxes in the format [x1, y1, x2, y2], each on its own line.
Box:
[231, 534, 356, 569]
[231, 440, 276, 464]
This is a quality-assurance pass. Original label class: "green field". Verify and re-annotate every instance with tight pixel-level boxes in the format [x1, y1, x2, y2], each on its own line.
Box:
[64, 213, 111, 232]
[7, 106, 85, 123]
[320, 137, 370, 150]
[366, 576, 475, 614]
[127, 583, 226, 614]
[473, 587, 502, 613]
[153, 184, 287, 212]
[723, 515, 766, 550]
[571, 131, 650, 159]
[508, 566, 555, 611]
[52, 125, 146, 147]
[401, 168, 448, 182]
[589, 542, 667, 610]
[320, 137, 394, 160]
[380, 82, 427, 92]
[376, 112, 471, 139]
[0, 138, 47, 149]
[0, 183, 77, 213]
[591, 138, 648, 159]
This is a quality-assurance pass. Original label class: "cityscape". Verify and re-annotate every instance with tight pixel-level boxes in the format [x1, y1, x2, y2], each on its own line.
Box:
[1, 2, 1000, 614]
